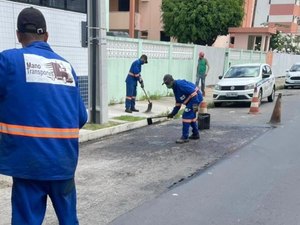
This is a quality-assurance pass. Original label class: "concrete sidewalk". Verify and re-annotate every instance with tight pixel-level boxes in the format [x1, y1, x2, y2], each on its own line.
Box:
[79, 88, 214, 143]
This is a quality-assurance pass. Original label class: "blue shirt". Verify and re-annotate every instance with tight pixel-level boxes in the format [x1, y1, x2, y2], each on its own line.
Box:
[171, 79, 203, 115]
[126, 58, 143, 84]
[0, 41, 87, 180]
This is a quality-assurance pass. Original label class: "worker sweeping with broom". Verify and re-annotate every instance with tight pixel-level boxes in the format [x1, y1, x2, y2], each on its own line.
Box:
[125, 54, 148, 113]
[162, 74, 203, 144]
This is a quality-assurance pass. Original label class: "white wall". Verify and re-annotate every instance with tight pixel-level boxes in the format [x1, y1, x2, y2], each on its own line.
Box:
[0, 0, 87, 76]
[272, 53, 300, 77]
[195, 46, 226, 86]
[271, 0, 295, 4]
[253, 0, 270, 27]
[269, 15, 293, 23]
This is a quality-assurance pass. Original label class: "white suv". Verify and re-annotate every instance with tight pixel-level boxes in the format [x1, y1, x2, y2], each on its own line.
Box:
[284, 63, 300, 88]
[213, 63, 276, 107]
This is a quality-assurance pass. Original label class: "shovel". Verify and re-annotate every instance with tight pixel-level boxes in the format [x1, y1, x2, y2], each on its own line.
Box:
[141, 87, 152, 113]
[147, 115, 168, 125]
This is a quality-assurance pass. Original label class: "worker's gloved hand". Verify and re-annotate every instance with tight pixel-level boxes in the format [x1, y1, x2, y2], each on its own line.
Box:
[140, 81, 144, 89]
[167, 113, 174, 118]
[139, 79, 144, 89]
[192, 104, 199, 112]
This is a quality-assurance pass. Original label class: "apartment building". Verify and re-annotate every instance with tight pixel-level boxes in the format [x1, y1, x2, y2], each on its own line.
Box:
[229, 0, 300, 51]
[254, 0, 300, 33]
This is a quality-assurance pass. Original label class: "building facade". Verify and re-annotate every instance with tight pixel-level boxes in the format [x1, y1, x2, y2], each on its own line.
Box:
[254, 0, 300, 33]
[229, 0, 300, 51]
[109, 0, 168, 41]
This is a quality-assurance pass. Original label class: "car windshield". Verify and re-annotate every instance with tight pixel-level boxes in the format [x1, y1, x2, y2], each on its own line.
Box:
[224, 66, 260, 78]
[290, 64, 300, 72]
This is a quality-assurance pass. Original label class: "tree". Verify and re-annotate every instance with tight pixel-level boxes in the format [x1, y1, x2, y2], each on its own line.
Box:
[161, 0, 244, 45]
[270, 31, 300, 54]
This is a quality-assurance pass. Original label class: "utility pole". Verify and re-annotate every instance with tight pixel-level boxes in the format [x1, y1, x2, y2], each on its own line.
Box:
[87, 0, 108, 124]
[129, 0, 135, 38]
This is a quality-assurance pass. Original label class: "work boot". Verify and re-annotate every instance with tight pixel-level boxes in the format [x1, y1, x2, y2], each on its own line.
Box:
[125, 108, 132, 113]
[189, 134, 200, 140]
[176, 138, 189, 144]
[131, 108, 139, 112]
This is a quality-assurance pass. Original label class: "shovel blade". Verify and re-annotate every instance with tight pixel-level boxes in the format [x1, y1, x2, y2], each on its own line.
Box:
[145, 102, 152, 113]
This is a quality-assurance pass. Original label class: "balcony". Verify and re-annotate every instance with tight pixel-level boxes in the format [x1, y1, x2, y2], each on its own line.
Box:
[109, 11, 141, 31]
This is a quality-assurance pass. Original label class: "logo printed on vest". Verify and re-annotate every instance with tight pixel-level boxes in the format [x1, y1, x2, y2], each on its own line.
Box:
[180, 95, 186, 101]
[24, 54, 75, 87]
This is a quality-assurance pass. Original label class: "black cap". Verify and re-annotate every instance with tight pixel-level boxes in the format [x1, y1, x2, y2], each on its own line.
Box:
[162, 74, 174, 85]
[17, 7, 47, 35]
[141, 54, 148, 64]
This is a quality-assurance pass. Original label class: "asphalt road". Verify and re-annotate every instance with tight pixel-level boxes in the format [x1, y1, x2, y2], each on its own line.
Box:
[108, 88, 300, 225]
[0, 88, 299, 225]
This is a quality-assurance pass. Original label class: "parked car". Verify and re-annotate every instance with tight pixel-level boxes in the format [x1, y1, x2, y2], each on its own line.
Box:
[284, 63, 300, 88]
[213, 63, 276, 107]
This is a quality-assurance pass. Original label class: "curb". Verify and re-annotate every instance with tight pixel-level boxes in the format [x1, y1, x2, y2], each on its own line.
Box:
[79, 118, 168, 143]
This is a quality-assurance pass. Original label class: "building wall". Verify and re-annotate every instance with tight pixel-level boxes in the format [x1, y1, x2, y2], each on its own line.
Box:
[0, 1, 87, 76]
[109, 0, 162, 40]
[233, 34, 250, 50]
[254, 0, 300, 33]
[271, 0, 297, 4]
[242, 0, 256, 27]
[139, 0, 162, 40]
[110, 0, 119, 11]
[272, 52, 300, 77]
[0, 0, 88, 104]
[253, 0, 270, 27]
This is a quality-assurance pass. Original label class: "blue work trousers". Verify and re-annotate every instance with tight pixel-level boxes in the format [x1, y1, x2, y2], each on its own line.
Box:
[11, 177, 78, 225]
[181, 107, 199, 139]
[125, 80, 137, 110]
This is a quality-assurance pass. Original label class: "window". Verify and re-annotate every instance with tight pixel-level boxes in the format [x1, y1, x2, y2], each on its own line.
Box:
[160, 31, 170, 42]
[230, 37, 235, 45]
[263, 66, 272, 75]
[42, 0, 64, 9]
[8, 0, 86, 13]
[141, 30, 148, 39]
[248, 35, 262, 51]
[66, 0, 86, 12]
[28, 0, 42, 3]
[119, 0, 129, 11]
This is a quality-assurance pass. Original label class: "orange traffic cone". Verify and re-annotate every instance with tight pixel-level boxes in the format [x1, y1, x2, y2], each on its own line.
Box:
[248, 87, 260, 114]
[199, 99, 208, 114]
[269, 93, 282, 126]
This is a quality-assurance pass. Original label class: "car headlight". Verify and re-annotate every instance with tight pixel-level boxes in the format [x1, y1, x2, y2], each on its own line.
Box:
[214, 84, 221, 90]
[286, 73, 291, 79]
[244, 83, 255, 90]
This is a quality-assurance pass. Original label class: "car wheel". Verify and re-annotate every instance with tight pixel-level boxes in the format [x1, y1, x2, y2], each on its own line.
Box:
[214, 102, 222, 107]
[267, 87, 275, 102]
[284, 85, 288, 89]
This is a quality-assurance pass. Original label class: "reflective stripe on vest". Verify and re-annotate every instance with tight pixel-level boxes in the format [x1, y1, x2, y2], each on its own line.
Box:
[183, 87, 199, 105]
[182, 118, 197, 123]
[128, 72, 140, 78]
[0, 122, 79, 139]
